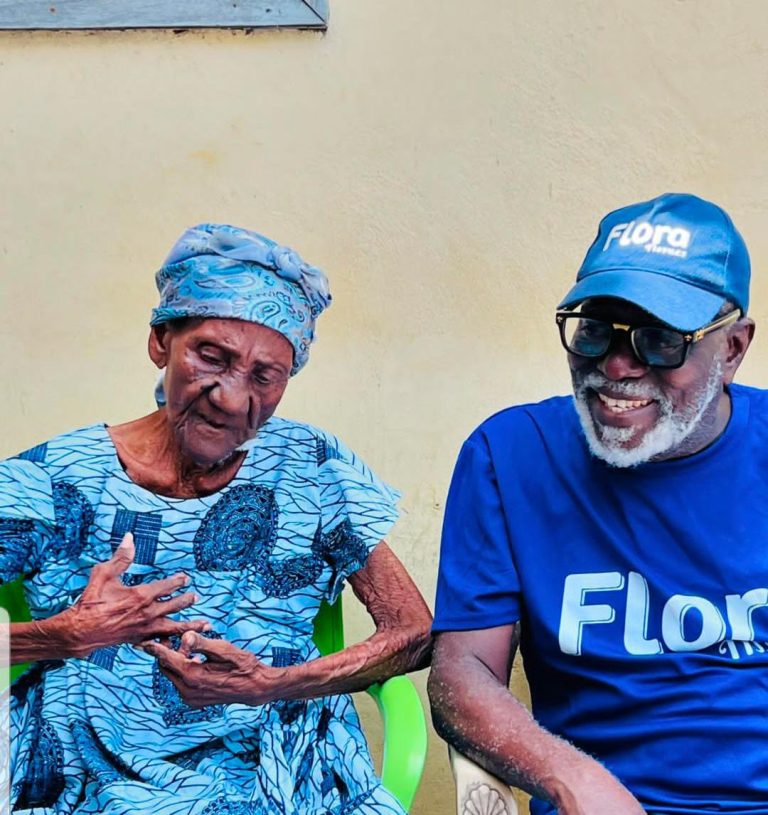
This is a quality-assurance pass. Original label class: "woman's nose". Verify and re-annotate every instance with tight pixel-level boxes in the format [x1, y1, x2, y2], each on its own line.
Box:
[207, 376, 253, 416]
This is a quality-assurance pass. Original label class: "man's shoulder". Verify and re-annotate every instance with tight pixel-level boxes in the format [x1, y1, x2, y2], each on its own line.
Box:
[471, 394, 578, 444]
[732, 382, 768, 411]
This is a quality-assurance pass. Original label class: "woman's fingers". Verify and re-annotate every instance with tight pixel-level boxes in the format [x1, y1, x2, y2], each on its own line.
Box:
[145, 572, 190, 600]
[178, 631, 236, 662]
[150, 618, 212, 638]
[89, 533, 136, 585]
[140, 640, 187, 670]
[154, 665, 208, 708]
[150, 591, 199, 616]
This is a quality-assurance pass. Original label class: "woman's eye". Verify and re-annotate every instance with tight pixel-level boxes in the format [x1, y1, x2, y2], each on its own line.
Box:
[199, 349, 225, 365]
[254, 370, 287, 387]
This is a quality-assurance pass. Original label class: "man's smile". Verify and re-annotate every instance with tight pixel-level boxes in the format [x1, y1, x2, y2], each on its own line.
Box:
[596, 393, 653, 412]
[588, 388, 659, 427]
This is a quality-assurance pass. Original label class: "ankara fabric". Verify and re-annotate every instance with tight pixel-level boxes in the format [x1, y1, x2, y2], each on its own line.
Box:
[435, 384, 768, 815]
[3, 420, 404, 815]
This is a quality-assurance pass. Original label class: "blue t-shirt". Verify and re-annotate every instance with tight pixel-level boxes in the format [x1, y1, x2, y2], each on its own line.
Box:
[434, 384, 768, 815]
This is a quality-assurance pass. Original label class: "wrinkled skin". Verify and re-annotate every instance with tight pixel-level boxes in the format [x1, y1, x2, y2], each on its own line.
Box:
[428, 297, 755, 813]
[148, 318, 293, 472]
[114, 318, 294, 498]
[12, 534, 209, 662]
[141, 541, 433, 707]
[13, 317, 433, 703]
[430, 626, 645, 815]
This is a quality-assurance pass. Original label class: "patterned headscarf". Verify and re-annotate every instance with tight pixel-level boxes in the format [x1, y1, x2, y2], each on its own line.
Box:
[151, 223, 332, 376]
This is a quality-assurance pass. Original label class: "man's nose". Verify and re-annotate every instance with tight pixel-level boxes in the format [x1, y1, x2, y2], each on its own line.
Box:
[207, 376, 253, 417]
[596, 334, 649, 380]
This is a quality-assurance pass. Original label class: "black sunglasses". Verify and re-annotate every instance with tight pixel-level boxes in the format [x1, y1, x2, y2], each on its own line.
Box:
[555, 309, 741, 369]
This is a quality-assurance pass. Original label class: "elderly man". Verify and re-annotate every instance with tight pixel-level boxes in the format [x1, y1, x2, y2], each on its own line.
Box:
[428, 193, 761, 815]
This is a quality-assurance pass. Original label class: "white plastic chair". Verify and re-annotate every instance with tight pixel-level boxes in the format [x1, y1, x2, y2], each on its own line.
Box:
[449, 746, 519, 815]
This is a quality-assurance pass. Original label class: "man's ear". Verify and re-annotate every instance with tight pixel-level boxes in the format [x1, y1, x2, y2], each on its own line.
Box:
[148, 324, 171, 370]
[722, 318, 755, 385]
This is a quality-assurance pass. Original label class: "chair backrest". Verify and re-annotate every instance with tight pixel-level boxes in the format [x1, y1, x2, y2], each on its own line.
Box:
[313, 594, 427, 812]
[0, 579, 30, 681]
[312, 597, 345, 655]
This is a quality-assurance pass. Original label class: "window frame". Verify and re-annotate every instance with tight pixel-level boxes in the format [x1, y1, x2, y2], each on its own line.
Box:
[0, 0, 328, 31]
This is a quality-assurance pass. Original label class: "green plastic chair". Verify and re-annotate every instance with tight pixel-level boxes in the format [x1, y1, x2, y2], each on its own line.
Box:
[0, 580, 427, 812]
[312, 597, 428, 811]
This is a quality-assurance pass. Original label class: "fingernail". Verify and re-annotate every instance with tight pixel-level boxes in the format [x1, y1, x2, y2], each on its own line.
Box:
[203, 623, 213, 632]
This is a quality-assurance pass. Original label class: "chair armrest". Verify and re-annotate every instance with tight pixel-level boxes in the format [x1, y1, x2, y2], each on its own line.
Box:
[449, 746, 519, 815]
[366, 675, 428, 812]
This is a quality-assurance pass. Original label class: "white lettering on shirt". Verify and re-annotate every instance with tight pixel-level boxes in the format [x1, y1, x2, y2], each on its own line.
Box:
[661, 594, 726, 652]
[558, 571, 768, 658]
[558, 572, 625, 656]
[725, 589, 768, 641]
[623, 571, 663, 655]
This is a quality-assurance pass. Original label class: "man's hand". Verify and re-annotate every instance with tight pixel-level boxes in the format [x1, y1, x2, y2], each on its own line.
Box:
[549, 766, 646, 815]
[139, 632, 279, 707]
[51, 533, 210, 658]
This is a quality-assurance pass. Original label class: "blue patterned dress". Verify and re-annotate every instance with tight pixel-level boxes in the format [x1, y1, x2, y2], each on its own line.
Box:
[2, 420, 406, 815]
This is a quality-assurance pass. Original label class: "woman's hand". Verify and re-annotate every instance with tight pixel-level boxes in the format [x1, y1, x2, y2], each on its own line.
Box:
[139, 540, 433, 709]
[51, 533, 210, 658]
[140, 632, 280, 708]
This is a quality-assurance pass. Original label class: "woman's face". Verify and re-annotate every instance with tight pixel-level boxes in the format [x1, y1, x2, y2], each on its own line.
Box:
[149, 318, 293, 468]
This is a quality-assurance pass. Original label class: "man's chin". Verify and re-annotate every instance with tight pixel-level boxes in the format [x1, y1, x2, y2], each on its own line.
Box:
[574, 395, 662, 468]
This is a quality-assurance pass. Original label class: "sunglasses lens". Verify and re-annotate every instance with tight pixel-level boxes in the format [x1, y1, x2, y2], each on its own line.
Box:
[561, 317, 612, 357]
[633, 327, 686, 367]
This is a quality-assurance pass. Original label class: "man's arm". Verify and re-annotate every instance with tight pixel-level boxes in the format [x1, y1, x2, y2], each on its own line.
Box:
[141, 541, 433, 706]
[428, 626, 645, 815]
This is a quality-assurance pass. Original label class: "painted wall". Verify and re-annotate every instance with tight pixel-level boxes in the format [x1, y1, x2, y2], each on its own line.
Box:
[1, 1, 767, 812]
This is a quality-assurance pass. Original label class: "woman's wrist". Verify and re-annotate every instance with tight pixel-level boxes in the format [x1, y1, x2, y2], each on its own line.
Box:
[246, 661, 287, 706]
[11, 613, 81, 663]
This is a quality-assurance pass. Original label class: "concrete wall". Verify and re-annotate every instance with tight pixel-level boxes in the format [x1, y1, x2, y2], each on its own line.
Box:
[2, 1, 768, 812]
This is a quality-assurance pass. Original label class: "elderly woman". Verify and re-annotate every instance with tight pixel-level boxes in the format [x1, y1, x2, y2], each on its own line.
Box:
[4, 224, 432, 815]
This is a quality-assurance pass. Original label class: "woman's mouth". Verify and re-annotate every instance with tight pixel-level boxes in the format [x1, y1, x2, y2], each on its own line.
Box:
[195, 413, 227, 431]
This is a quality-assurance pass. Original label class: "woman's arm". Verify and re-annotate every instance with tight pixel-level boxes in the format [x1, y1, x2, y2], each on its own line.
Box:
[141, 541, 432, 706]
[278, 540, 433, 695]
[8, 534, 210, 663]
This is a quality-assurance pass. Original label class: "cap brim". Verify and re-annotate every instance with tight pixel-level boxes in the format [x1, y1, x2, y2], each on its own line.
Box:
[557, 269, 727, 331]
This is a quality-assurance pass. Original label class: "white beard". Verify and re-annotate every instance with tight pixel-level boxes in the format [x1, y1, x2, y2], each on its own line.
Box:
[572, 361, 723, 468]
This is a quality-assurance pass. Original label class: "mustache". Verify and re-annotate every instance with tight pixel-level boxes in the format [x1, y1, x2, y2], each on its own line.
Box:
[574, 371, 663, 402]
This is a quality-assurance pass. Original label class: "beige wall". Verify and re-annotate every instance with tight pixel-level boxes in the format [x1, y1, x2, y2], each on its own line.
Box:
[2, 1, 768, 812]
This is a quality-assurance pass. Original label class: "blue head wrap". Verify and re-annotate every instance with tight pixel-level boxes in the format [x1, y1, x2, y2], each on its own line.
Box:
[151, 223, 332, 375]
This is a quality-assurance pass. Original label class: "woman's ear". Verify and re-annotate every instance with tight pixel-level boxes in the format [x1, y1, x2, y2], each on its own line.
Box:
[148, 324, 171, 370]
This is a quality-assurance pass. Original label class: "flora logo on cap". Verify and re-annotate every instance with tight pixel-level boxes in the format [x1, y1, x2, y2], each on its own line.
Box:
[603, 221, 691, 259]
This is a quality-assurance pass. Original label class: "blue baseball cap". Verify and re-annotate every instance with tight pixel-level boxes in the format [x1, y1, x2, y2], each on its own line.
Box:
[558, 193, 750, 331]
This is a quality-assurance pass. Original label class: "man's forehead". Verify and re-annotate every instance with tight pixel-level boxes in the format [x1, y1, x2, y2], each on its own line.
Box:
[576, 297, 668, 326]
